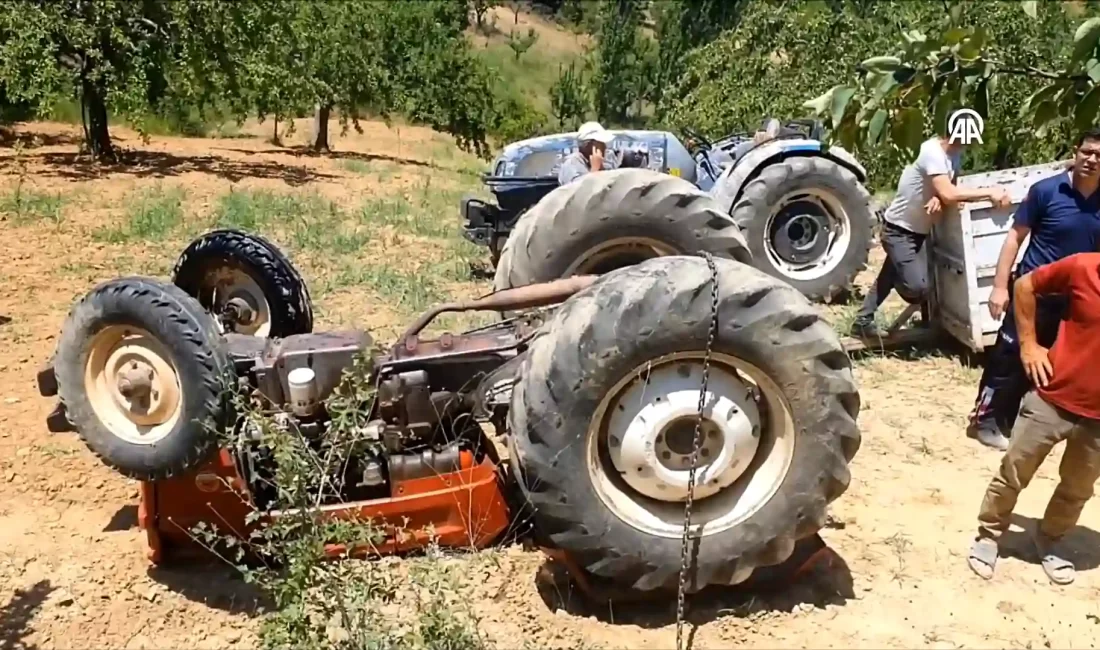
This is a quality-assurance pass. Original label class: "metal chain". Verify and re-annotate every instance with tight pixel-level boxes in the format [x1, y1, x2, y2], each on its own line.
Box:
[675, 251, 720, 650]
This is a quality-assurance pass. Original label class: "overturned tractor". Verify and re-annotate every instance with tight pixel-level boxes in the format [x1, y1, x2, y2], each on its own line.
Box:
[38, 172, 861, 596]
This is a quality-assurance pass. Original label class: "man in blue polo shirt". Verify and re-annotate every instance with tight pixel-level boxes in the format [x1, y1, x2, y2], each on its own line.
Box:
[967, 127, 1100, 450]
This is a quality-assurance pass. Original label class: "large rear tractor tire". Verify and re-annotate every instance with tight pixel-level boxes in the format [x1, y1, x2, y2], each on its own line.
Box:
[508, 255, 861, 593]
[731, 156, 873, 303]
[172, 228, 314, 337]
[54, 277, 233, 481]
[492, 169, 752, 292]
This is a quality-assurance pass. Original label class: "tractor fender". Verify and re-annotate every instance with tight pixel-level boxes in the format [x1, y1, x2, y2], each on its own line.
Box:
[708, 139, 868, 221]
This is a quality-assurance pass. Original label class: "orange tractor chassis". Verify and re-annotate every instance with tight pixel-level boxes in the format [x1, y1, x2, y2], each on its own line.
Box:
[37, 272, 831, 601]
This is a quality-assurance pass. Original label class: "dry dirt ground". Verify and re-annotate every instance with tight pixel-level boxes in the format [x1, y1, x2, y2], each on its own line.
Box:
[3, 120, 1100, 650]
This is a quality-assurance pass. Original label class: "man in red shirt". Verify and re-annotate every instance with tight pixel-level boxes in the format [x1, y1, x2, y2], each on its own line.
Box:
[967, 251, 1100, 585]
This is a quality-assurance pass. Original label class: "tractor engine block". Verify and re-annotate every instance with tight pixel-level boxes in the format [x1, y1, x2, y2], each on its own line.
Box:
[225, 332, 480, 508]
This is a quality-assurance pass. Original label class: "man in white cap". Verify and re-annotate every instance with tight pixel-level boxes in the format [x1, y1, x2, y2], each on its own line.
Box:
[558, 121, 617, 185]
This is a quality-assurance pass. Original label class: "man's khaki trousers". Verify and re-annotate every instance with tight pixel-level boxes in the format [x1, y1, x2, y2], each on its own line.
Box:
[978, 390, 1100, 542]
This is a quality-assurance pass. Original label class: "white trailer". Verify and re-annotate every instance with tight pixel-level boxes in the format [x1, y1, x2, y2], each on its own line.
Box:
[844, 159, 1072, 353]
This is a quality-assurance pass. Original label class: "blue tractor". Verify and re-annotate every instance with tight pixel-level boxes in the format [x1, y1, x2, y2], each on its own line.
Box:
[462, 118, 876, 303]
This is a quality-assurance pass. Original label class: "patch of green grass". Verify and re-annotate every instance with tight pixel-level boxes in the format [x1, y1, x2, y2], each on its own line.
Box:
[213, 188, 319, 232]
[340, 159, 372, 175]
[287, 219, 372, 256]
[476, 39, 582, 115]
[330, 262, 443, 314]
[357, 181, 469, 239]
[211, 121, 252, 139]
[339, 158, 405, 182]
[212, 188, 373, 255]
[420, 142, 487, 177]
[0, 186, 66, 226]
[44, 98, 83, 125]
[376, 161, 400, 182]
[94, 185, 186, 243]
[432, 239, 486, 283]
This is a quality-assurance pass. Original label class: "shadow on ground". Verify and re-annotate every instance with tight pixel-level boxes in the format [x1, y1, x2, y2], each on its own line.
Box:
[148, 564, 268, 615]
[103, 504, 138, 532]
[997, 513, 1100, 572]
[0, 129, 82, 150]
[217, 145, 439, 171]
[0, 579, 53, 650]
[0, 315, 11, 326]
[535, 538, 854, 629]
[0, 149, 338, 186]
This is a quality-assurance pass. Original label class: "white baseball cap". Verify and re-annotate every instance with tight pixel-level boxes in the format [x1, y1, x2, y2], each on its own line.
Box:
[577, 121, 615, 144]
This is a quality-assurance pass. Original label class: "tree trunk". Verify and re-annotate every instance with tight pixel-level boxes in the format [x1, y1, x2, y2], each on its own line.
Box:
[81, 77, 114, 161]
[312, 103, 332, 152]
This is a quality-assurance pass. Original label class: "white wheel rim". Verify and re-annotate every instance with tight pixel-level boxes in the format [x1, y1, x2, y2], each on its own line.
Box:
[207, 267, 271, 337]
[83, 325, 182, 446]
[763, 189, 852, 282]
[586, 351, 796, 539]
[563, 237, 680, 277]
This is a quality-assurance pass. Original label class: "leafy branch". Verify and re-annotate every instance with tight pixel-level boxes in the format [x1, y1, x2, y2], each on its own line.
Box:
[803, 4, 1100, 155]
[186, 350, 494, 650]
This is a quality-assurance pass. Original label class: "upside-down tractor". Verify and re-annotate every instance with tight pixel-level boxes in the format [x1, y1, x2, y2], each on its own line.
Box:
[38, 170, 861, 598]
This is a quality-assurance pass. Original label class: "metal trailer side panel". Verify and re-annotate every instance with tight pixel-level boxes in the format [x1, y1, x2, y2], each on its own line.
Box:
[928, 160, 1070, 351]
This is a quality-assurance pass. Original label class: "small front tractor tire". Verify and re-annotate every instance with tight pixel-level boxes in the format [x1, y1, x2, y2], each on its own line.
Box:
[731, 156, 873, 303]
[54, 277, 233, 481]
[493, 169, 752, 292]
[173, 228, 314, 337]
[508, 256, 860, 593]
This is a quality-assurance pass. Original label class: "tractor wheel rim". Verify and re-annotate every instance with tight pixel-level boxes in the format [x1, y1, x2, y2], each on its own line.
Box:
[764, 189, 851, 281]
[208, 267, 271, 337]
[586, 351, 796, 539]
[564, 237, 680, 277]
[83, 325, 182, 446]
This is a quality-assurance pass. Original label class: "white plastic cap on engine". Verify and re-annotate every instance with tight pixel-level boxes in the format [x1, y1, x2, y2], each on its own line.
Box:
[287, 367, 319, 418]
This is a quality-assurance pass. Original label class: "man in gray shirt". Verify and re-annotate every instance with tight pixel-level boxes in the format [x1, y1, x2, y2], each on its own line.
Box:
[850, 132, 1010, 337]
[558, 121, 617, 185]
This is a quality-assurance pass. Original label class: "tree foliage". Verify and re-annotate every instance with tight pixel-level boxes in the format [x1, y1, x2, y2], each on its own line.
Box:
[803, 0, 1100, 177]
[648, 0, 748, 118]
[550, 61, 590, 129]
[588, 0, 651, 125]
[0, 0, 506, 160]
[468, 0, 500, 33]
[508, 27, 540, 60]
[0, 0, 186, 159]
[659, 0, 932, 184]
[657, 0, 1100, 190]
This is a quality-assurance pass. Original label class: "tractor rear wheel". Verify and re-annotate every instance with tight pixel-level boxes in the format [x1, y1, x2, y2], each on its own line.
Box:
[54, 277, 232, 481]
[508, 255, 860, 593]
[492, 169, 751, 292]
[731, 157, 873, 303]
[173, 228, 313, 337]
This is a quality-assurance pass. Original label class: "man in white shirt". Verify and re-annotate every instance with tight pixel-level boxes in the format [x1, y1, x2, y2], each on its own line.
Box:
[558, 121, 617, 186]
[850, 132, 1010, 337]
